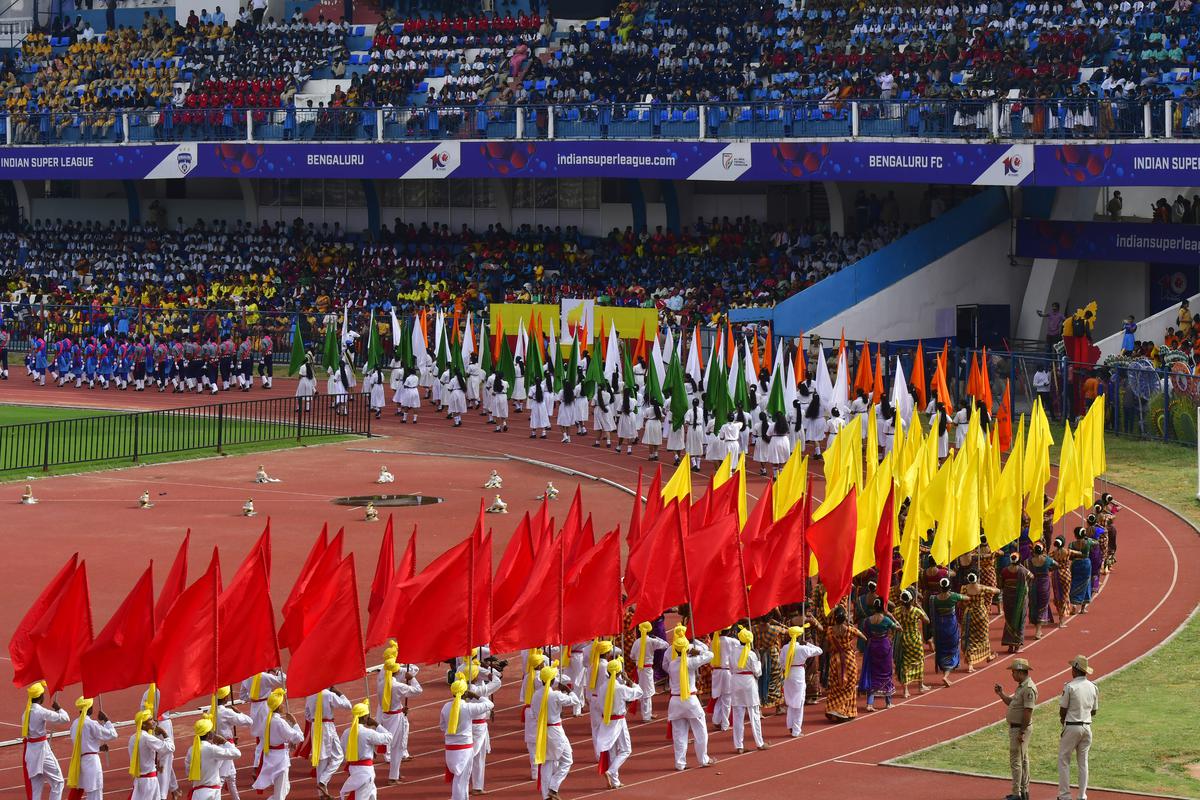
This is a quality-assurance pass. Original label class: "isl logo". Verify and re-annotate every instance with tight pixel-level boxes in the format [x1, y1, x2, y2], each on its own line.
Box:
[430, 150, 451, 170]
[1002, 154, 1022, 176]
[177, 151, 193, 174]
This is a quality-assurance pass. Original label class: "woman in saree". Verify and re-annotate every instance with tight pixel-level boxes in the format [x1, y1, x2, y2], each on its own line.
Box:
[862, 598, 899, 711]
[1069, 526, 1095, 613]
[1026, 542, 1059, 638]
[1086, 513, 1105, 595]
[999, 553, 1034, 653]
[854, 580, 880, 694]
[823, 606, 866, 723]
[920, 551, 949, 648]
[930, 577, 968, 687]
[961, 572, 1001, 670]
[894, 589, 929, 697]
[1100, 492, 1120, 570]
[1048, 535, 1073, 626]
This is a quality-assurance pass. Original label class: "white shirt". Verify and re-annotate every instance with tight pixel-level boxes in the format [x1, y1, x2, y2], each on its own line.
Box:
[128, 729, 172, 776]
[1033, 370, 1051, 391]
[440, 698, 495, 744]
[1059, 675, 1099, 723]
[184, 739, 241, 786]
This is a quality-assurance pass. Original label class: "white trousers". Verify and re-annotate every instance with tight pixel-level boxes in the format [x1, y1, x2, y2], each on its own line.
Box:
[339, 764, 377, 800]
[604, 721, 632, 781]
[637, 668, 656, 721]
[381, 711, 409, 780]
[538, 727, 572, 798]
[1058, 724, 1092, 800]
[732, 705, 764, 749]
[712, 692, 732, 729]
[28, 753, 64, 800]
[316, 753, 342, 787]
[669, 715, 709, 770]
[445, 745, 473, 800]
[129, 777, 158, 800]
[470, 723, 490, 790]
[251, 766, 290, 799]
[783, 673, 808, 736]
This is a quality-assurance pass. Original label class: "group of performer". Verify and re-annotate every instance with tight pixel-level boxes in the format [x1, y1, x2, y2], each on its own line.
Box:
[11, 325, 276, 394]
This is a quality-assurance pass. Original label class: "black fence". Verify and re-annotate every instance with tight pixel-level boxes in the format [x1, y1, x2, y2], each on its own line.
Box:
[0, 393, 373, 473]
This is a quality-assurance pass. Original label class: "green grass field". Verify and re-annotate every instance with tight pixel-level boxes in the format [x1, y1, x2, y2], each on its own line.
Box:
[0, 403, 356, 480]
[897, 426, 1200, 797]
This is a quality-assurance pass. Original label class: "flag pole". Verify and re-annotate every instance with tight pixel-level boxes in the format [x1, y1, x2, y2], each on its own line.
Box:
[675, 503, 696, 640]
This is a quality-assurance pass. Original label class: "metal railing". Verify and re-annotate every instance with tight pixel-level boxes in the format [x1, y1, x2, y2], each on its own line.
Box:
[0, 393, 373, 473]
[0, 98, 1177, 145]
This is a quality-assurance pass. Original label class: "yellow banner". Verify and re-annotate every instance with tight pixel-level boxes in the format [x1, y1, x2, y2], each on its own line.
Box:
[490, 303, 658, 341]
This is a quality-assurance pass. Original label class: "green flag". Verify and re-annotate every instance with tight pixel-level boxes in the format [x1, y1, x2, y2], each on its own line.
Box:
[287, 315, 306, 376]
[645, 349, 664, 406]
[399, 317, 414, 370]
[566, 333, 579, 387]
[480, 320, 493, 374]
[712, 364, 733, 427]
[766, 368, 786, 418]
[621, 340, 635, 391]
[321, 321, 339, 372]
[583, 331, 603, 399]
[667, 349, 689, 428]
[451, 330, 466, 377]
[498, 330, 516, 397]
[365, 309, 384, 372]
[733, 346, 750, 411]
[436, 326, 450, 373]
[524, 330, 542, 393]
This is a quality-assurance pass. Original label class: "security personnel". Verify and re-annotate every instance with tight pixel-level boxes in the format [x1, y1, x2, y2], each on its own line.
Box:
[1058, 655, 1099, 800]
[994, 657, 1037, 800]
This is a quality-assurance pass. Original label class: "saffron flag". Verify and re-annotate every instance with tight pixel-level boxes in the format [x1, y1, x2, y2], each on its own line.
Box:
[151, 549, 220, 712]
[285, 556, 366, 699]
[278, 530, 345, 651]
[911, 341, 927, 411]
[9, 553, 78, 687]
[82, 565, 155, 697]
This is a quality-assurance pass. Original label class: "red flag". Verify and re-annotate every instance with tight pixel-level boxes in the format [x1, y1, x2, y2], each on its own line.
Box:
[558, 487, 590, 568]
[874, 489, 897, 608]
[397, 525, 417, 583]
[998, 380, 1013, 453]
[218, 548, 278, 687]
[967, 352, 981, 401]
[472, 528, 493, 649]
[31, 563, 93, 695]
[626, 468, 644, 548]
[685, 515, 746, 635]
[378, 537, 472, 661]
[624, 500, 687, 622]
[368, 516, 396, 621]
[748, 490, 810, 618]
[492, 535, 565, 654]
[281, 524, 332, 621]
[285, 556, 365, 699]
[493, 513, 536, 620]
[805, 488, 858, 610]
[643, 466, 664, 529]
[530, 499, 552, 555]
[562, 528, 621, 643]
[703, 476, 739, 527]
[155, 532, 189, 627]
[9, 553, 78, 687]
[230, 523, 271, 588]
[741, 481, 775, 585]
[82, 565, 155, 697]
[278, 533, 345, 651]
[151, 549, 220, 712]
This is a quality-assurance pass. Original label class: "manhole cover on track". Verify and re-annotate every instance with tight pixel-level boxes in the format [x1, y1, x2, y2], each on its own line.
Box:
[331, 494, 443, 507]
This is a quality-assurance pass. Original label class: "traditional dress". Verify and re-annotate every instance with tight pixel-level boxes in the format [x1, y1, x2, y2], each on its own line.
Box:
[593, 672, 643, 787]
[1089, 526, 1105, 592]
[862, 617, 897, 705]
[962, 589, 993, 667]
[1070, 540, 1094, 605]
[184, 738, 242, 800]
[728, 641, 764, 750]
[529, 683, 580, 799]
[1028, 556, 1058, 625]
[69, 713, 117, 800]
[339, 719, 392, 800]
[631, 630, 669, 721]
[894, 605, 928, 685]
[931, 593, 966, 672]
[22, 701, 69, 800]
[824, 624, 862, 721]
[469, 670, 503, 792]
[780, 637, 823, 736]
[128, 728, 172, 800]
[214, 702, 252, 796]
[441, 696, 495, 800]
[1050, 544, 1073, 621]
[306, 689, 351, 788]
[666, 642, 714, 769]
[250, 706, 303, 798]
[378, 666, 423, 781]
[1000, 564, 1033, 649]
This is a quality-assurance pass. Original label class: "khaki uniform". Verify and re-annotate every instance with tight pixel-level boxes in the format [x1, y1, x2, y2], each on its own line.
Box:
[1006, 676, 1038, 797]
[1057, 676, 1099, 800]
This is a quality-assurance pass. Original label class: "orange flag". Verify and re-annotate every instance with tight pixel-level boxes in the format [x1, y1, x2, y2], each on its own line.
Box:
[763, 327, 774, 373]
[725, 321, 735, 368]
[934, 355, 954, 413]
[854, 341, 874, 396]
[795, 335, 807, 383]
[967, 352, 981, 402]
[980, 347, 994, 411]
[872, 349, 885, 402]
[911, 342, 927, 411]
[751, 334, 761, 377]
[998, 380, 1013, 452]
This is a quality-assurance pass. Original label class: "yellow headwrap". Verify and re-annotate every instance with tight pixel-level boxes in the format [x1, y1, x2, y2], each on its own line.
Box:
[144, 683, 158, 718]
[736, 628, 754, 669]
[588, 640, 613, 690]
[216, 686, 231, 700]
[129, 709, 153, 778]
[711, 631, 723, 668]
[262, 688, 285, 750]
[523, 653, 547, 705]
[382, 659, 400, 712]
[21, 682, 45, 738]
[66, 697, 92, 789]
[534, 664, 558, 765]
[345, 702, 370, 762]
[188, 718, 213, 782]
[249, 673, 264, 701]
[670, 623, 688, 660]
[673, 637, 692, 701]
[783, 625, 809, 680]
[636, 622, 652, 669]
[602, 659, 623, 725]
[447, 674, 468, 735]
[383, 640, 398, 662]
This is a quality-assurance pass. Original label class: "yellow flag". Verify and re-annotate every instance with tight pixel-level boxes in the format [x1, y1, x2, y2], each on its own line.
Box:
[929, 451, 956, 565]
[662, 457, 692, 503]
[865, 404, 879, 484]
[1052, 423, 1081, 523]
[984, 445, 1023, 550]
[853, 454, 893, 575]
[899, 480, 924, 592]
[712, 453, 733, 489]
[736, 453, 748, 529]
[773, 449, 807, 522]
[947, 445, 980, 562]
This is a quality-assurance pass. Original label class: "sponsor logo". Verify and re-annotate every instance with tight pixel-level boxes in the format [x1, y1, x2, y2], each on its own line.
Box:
[1002, 155, 1022, 176]
[430, 150, 451, 170]
[721, 151, 749, 170]
[177, 151, 193, 174]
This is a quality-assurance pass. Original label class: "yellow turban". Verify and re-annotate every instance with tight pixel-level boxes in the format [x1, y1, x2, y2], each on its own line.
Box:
[383, 640, 398, 661]
[588, 640, 614, 690]
[636, 622, 653, 669]
[188, 718, 213, 781]
[345, 702, 370, 762]
[22, 681, 45, 738]
[534, 665, 559, 766]
[216, 686, 231, 700]
[74, 697, 92, 712]
[447, 674, 468, 735]
[673, 636, 693, 701]
[737, 627, 754, 669]
[523, 652, 547, 705]
[783, 624, 809, 680]
[129, 710, 154, 778]
[602, 658, 624, 725]
[263, 688, 285, 751]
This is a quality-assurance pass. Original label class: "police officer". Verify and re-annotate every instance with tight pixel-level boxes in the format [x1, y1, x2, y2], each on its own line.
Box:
[1057, 655, 1099, 800]
[994, 657, 1037, 800]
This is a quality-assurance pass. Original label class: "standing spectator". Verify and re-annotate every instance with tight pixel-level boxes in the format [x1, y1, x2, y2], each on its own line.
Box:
[1039, 302, 1066, 346]
[994, 658, 1037, 800]
[1033, 366, 1054, 417]
[251, 0, 267, 28]
[105, 0, 116, 31]
[1058, 655, 1099, 800]
[1106, 191, 1122, 221]
[1176, 299, 1192, 331]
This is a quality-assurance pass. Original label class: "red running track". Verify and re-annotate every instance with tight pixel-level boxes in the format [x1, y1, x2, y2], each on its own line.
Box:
[0, 377, 1196, 800]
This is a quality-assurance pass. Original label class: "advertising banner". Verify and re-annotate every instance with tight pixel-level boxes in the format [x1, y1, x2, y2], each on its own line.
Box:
[1015, 218, 1200, 264]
